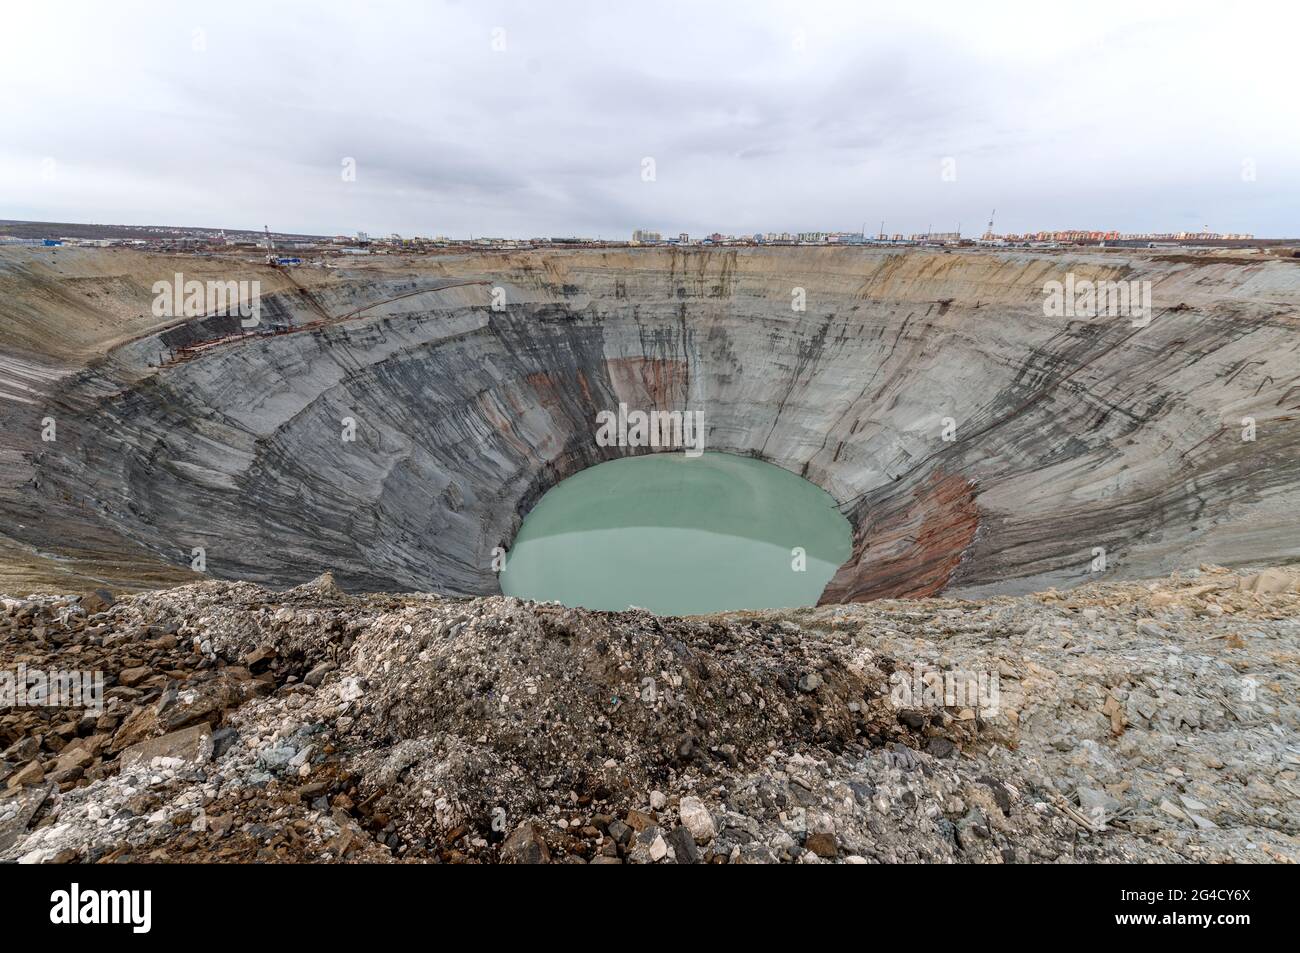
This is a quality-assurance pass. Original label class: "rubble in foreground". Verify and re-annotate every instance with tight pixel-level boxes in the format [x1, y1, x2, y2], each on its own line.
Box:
[2, 566, 1298, 863]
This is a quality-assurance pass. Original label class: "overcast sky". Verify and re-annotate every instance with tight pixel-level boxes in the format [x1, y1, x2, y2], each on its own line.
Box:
[2, 0, 1297, 238]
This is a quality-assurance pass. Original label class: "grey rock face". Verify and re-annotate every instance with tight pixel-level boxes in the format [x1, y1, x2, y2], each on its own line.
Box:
[1, 245, 1298, 601]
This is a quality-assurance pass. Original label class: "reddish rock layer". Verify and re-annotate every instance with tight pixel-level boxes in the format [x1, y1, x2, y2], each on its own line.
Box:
[820, 471, 980, 603]
[606, 357, 689, 410]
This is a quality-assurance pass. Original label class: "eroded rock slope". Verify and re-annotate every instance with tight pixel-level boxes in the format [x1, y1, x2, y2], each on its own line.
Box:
[1, 245, 1297, 600]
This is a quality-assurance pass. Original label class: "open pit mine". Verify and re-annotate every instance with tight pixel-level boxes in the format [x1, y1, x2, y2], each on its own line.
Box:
[1, 244, 1298, 863]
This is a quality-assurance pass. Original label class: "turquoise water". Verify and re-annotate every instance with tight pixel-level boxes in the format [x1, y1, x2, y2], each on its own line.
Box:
[499, 452, 851, 615]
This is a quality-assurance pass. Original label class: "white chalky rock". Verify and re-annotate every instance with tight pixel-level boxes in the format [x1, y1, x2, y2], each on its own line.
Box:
[678, 796, 716, 844]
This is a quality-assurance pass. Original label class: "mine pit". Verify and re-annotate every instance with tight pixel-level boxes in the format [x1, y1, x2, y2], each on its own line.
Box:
[1, 244, 1298, 866]
[3, 244, 1296, 600]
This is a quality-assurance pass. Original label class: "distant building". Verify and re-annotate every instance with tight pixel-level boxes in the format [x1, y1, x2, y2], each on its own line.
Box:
[632, 229, 661, 243]
[678, 232, 689, 244]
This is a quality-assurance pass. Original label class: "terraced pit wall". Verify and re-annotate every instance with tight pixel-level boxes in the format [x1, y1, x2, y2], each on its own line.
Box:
[0, 245, 1297, 600]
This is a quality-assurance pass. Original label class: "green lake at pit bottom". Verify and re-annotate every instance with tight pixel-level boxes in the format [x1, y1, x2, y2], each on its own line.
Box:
[499, 452, 852, 615]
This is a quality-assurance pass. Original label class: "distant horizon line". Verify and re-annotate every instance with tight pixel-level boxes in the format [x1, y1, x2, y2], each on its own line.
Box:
[1, 217, 1294, 242]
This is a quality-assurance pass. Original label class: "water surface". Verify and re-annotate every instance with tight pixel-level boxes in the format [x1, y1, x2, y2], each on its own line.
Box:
[500, 452, 851, 614]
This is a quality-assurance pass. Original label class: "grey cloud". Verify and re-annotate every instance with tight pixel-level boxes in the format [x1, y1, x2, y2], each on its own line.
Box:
[0, 0, 1296, 237]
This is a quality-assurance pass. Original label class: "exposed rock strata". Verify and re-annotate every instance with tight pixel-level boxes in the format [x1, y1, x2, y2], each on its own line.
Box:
[0, 245, 1297, 600]
[821, 469, 980, 602]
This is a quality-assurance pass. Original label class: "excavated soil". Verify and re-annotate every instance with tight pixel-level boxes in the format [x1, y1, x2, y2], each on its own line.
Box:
[3, 566, 1297, 863]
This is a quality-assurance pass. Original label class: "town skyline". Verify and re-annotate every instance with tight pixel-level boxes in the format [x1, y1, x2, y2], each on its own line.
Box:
[0, 217, 1271, 250]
